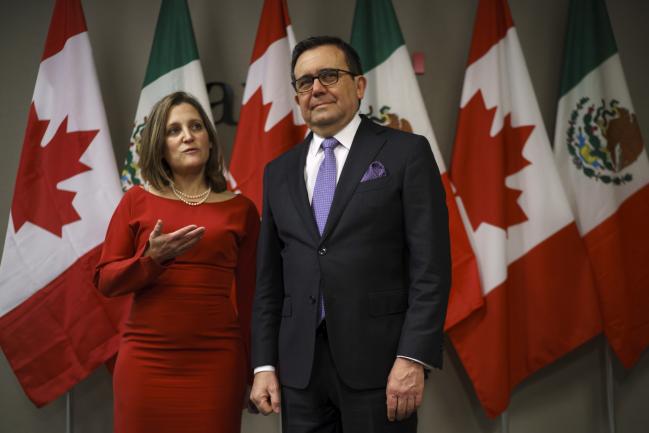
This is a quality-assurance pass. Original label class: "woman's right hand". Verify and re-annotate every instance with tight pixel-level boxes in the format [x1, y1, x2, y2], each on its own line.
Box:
[144, 219, 205, 264]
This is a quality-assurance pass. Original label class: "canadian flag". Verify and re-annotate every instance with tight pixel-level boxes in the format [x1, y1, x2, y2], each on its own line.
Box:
[0, 0, 126, 406]
[447, 0, 602, 417]
[228, 0, 306, 212]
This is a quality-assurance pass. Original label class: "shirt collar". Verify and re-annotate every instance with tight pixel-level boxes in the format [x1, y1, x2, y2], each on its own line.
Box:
[310, 113, 362, 155]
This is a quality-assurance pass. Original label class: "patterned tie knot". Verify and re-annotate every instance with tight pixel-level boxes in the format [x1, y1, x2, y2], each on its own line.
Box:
[321, 137, 339, 151]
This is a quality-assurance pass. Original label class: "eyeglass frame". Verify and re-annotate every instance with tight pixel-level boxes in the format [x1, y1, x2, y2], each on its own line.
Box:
[291, 68, 359, 94]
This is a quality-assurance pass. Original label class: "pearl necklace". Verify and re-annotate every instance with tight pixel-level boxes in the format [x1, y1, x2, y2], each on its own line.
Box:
[170, 183, 211, 206]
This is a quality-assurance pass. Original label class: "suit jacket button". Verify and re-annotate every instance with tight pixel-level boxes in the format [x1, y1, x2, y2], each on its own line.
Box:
[318, 247, 327, 256]
[309, 295, 316, 304]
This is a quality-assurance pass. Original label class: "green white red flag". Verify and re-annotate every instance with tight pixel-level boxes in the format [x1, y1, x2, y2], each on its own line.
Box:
[448, 0, 602, 417]
[0, 0, 125, 406]
[553, 0, 649, 368]
[350, 0, 482, 329]
[121, 0, 212, 190]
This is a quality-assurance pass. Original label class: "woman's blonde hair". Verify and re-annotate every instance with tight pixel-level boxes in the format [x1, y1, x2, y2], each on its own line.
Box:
[139, 91, 226, 192]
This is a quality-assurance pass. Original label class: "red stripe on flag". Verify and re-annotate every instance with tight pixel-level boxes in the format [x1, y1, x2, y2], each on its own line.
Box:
[42, 0, 88, 61]
[584, 185, 649, 368]
[250, 0, 291, 64]
[0, 246, 129, 406]
[441, 173, 483, 330]
[230, 0, 305, 212]
[230, 89, 306, 211]
[467, 0, 514, 66]
[448, 223, 602, 417]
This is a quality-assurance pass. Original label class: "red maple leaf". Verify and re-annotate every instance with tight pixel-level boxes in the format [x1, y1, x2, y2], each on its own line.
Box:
[451, 91, 534, 231]
[12, 103, 97, 237]
[229, 88, 307, 212]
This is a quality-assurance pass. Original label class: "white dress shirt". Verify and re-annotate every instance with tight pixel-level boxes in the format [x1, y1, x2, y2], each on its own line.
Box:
[254, 114, 431, 374]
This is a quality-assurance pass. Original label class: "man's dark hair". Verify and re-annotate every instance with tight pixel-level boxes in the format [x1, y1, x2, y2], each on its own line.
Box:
[291, 36, 363, 81]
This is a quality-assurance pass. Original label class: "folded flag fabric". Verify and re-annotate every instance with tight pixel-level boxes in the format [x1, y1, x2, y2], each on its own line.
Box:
[553, 0, 649, 369]
[0, 0, 126, 406]
[228, 0, 306, 212]
[448, 0, 602, 417]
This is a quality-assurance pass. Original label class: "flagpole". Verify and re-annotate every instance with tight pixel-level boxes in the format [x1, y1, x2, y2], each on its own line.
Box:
[66, 390, 73, 433]
[500, 410, 508, 433]
[605, 341, 616, 433]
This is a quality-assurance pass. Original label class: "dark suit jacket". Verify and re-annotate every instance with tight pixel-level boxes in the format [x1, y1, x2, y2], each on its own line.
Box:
[251, 116, 451, 390]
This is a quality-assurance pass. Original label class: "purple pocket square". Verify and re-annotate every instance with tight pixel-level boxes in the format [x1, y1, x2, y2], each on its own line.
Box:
[360, 161, 387, 182]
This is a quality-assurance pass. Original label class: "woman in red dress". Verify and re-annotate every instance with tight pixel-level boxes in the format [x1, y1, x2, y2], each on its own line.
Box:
[94, 92, 259, 433]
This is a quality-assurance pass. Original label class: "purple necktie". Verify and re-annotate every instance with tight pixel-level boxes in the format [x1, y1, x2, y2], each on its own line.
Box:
[312, 137, 339, 323]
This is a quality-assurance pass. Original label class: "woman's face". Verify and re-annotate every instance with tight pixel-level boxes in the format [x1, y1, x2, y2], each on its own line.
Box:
[163, 103, 211, 177]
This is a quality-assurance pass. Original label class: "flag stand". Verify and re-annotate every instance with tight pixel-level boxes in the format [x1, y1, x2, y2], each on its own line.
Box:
[605, 342, 616, 433]
[66, 390, 73, 433]
[500, 410, 508, 433]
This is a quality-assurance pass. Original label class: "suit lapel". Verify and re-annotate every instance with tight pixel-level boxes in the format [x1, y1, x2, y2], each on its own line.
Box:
[287, 133, 320, 243]
[321, 118, 387, 242]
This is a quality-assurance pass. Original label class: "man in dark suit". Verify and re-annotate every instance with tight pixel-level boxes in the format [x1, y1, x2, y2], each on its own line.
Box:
[249, 36, 451, 433]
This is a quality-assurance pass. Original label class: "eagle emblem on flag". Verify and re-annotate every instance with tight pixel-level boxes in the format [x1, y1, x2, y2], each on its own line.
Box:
[367, 105, 413, 133]
[567, 97, 644, 185]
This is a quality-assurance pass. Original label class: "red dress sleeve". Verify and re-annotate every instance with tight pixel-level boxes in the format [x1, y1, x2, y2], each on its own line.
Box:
[94, 190, 170, 297]
[234, 200, 260, 377]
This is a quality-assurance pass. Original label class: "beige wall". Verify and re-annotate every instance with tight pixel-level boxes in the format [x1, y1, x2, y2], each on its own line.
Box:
[1, 0, 648, 432]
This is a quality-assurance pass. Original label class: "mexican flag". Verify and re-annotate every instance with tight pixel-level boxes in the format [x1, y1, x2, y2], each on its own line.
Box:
[448, 0, 602, 417]
[228, 0, 306, 212]
[121, 0, 213, 189]
[0, 0, 125, 406]
[350, 0, 482, 329]
[554, 0, 649, 368]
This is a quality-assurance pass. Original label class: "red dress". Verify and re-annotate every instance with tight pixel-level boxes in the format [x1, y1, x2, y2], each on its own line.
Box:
[94, 187, 259, 433]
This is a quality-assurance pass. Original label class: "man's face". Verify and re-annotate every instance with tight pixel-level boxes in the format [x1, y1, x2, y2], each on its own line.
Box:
[293, 44, 366, 137]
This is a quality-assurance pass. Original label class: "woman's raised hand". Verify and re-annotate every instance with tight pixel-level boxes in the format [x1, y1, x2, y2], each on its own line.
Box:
[145, 219, 205, 264]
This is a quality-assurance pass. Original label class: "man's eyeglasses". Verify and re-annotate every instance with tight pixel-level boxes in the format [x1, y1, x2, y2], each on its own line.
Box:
[292, 68, 358, 93]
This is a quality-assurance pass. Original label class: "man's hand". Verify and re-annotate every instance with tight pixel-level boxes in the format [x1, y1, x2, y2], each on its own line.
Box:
[386, 357, 425, 422]
[250, 371, 281, 415]
[145, 219, 205, 263]
[243, 385, 258, 413]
